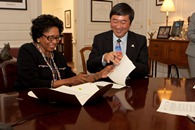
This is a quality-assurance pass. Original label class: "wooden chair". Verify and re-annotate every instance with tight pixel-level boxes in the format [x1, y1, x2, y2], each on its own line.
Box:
[79, 46, 92, 74]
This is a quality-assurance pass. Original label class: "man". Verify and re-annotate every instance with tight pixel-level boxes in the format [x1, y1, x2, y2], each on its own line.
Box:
[87, 3, 149, 79]
[186, 12, 195, 78]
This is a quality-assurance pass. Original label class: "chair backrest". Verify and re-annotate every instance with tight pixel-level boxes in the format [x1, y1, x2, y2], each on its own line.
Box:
[0, 47, 19, 93]
[79, 46, 92, 74]
[0, 58, 17, 93]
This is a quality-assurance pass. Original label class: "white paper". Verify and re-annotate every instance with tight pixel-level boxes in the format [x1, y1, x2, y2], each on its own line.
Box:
[28, 83, 100, 106]
[157, 99, 195, 117]
[108, 54, 135, 86]
[53, 83, 99, 105]
[193, 85, 195, 89]
[94, 81, 125, 89]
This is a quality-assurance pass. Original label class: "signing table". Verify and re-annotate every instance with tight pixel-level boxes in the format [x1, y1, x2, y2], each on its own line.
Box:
[0, 78, 195, 130]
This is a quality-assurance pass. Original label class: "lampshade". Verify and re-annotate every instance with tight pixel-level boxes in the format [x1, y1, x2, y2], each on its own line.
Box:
[160, 0, 175, 12]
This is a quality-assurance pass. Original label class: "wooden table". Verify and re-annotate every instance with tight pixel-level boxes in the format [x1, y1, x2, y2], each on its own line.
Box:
[149, 39, 189, 78]
[0, 78, 195, 130]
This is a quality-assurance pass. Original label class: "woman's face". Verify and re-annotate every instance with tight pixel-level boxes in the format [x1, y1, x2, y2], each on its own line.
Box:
[38, 27, 61, 53]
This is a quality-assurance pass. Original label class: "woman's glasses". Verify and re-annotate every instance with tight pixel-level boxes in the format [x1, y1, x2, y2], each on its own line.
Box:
[42, 34, 63, 42]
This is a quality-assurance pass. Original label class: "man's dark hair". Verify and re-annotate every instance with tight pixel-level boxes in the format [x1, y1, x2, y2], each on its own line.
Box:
[109, 3, 135, 24]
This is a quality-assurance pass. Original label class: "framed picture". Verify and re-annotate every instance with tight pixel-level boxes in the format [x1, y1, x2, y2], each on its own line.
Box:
[156, 0, 164, 6]
[65, 10, 71, 28]
[91, 0, 113, 22]
[0, 0, 27, 10]
[170, 21, 184, 37]
[157, 26, 171, 39]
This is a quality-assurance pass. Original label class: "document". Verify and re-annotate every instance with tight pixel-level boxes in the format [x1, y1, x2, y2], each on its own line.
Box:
[54, 83, 99, 105]
[28, 83, 112, 106]
[108, 54, 135, 86]
[157, 99, 195, 117]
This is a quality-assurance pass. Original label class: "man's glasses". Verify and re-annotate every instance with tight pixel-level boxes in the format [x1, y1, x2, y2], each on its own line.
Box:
[42, 34, 63, 42]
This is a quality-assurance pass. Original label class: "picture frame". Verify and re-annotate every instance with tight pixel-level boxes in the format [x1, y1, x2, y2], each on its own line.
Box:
[156, 0, 164, 6]
[170, 20, 184, 37]
[65, 10, 71, 28]
[157, 26, 171, 39]
[0, 0, 27, 10]
[91, 0, 113, 22]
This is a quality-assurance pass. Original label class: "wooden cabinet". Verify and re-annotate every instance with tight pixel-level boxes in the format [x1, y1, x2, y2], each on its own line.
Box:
[57, 33, 73, 62]
[149, 39, 189, 77]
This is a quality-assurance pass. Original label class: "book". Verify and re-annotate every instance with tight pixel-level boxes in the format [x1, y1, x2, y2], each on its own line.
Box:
[29, 83, 112, 106]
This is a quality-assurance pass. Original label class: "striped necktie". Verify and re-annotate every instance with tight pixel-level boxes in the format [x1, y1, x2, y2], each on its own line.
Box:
[115, 39, 122, 54]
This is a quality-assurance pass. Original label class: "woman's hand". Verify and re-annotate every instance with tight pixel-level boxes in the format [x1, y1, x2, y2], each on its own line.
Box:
[86, 65, 115, 82]
[66, 73, 88, 86]
[99, 65, 115, 78]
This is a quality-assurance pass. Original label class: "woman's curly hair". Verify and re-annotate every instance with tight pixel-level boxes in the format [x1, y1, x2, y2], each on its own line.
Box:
[30, 14, 64, 42]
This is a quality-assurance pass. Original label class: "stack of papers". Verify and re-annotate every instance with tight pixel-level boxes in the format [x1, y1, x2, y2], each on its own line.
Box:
[157, 99, 195, 117]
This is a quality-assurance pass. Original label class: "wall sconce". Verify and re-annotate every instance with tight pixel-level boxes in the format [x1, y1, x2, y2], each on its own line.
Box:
[160, 0, 176, 26]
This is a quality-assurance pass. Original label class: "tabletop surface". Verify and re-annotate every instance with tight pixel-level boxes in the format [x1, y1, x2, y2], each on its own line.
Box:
[0, 77, 195, 130]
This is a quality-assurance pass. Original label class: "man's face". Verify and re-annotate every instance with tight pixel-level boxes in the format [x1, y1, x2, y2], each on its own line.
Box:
[110, 15, 131, 38]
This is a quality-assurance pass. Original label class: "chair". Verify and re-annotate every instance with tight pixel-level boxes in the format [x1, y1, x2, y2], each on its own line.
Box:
[79, 46, 92, 74]
[0, 47, 19, 93]
[0, 58, 17, 93]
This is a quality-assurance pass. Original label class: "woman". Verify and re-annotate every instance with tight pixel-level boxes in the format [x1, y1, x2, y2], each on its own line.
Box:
[186, 12, 195, 78]
[15, 14, 114, 90]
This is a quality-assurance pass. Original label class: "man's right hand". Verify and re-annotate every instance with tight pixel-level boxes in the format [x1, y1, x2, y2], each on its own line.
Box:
[104, 51, 122, 65]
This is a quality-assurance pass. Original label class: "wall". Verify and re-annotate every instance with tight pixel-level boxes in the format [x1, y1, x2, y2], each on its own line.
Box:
[0, 0, 42, 48]
[42, 0, 74, 35]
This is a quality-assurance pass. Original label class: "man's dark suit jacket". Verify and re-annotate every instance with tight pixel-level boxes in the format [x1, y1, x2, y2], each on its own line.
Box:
[87, 30, 149, 79]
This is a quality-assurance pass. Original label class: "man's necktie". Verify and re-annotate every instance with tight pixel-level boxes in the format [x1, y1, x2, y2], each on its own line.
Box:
[115, 39, 122, 55]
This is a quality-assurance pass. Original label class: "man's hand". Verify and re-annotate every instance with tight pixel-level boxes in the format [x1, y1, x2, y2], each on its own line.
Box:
[104, 52, 122, 65]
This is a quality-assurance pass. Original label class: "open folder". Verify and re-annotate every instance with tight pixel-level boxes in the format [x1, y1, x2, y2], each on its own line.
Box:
[29, 83, 112, 106]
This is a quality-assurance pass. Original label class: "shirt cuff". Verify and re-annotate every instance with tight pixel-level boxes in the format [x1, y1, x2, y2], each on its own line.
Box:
[102, 54, 107, 66]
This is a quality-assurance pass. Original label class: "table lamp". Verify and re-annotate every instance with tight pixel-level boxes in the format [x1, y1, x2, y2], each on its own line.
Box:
[160, 0, 175, 26]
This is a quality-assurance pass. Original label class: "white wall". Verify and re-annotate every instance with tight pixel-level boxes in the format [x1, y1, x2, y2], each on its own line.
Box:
[42, 0, 74, 35]
[0, 0, 42, 48]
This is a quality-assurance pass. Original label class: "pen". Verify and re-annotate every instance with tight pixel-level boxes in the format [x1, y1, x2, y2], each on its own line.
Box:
[187, 114, 195, 123]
